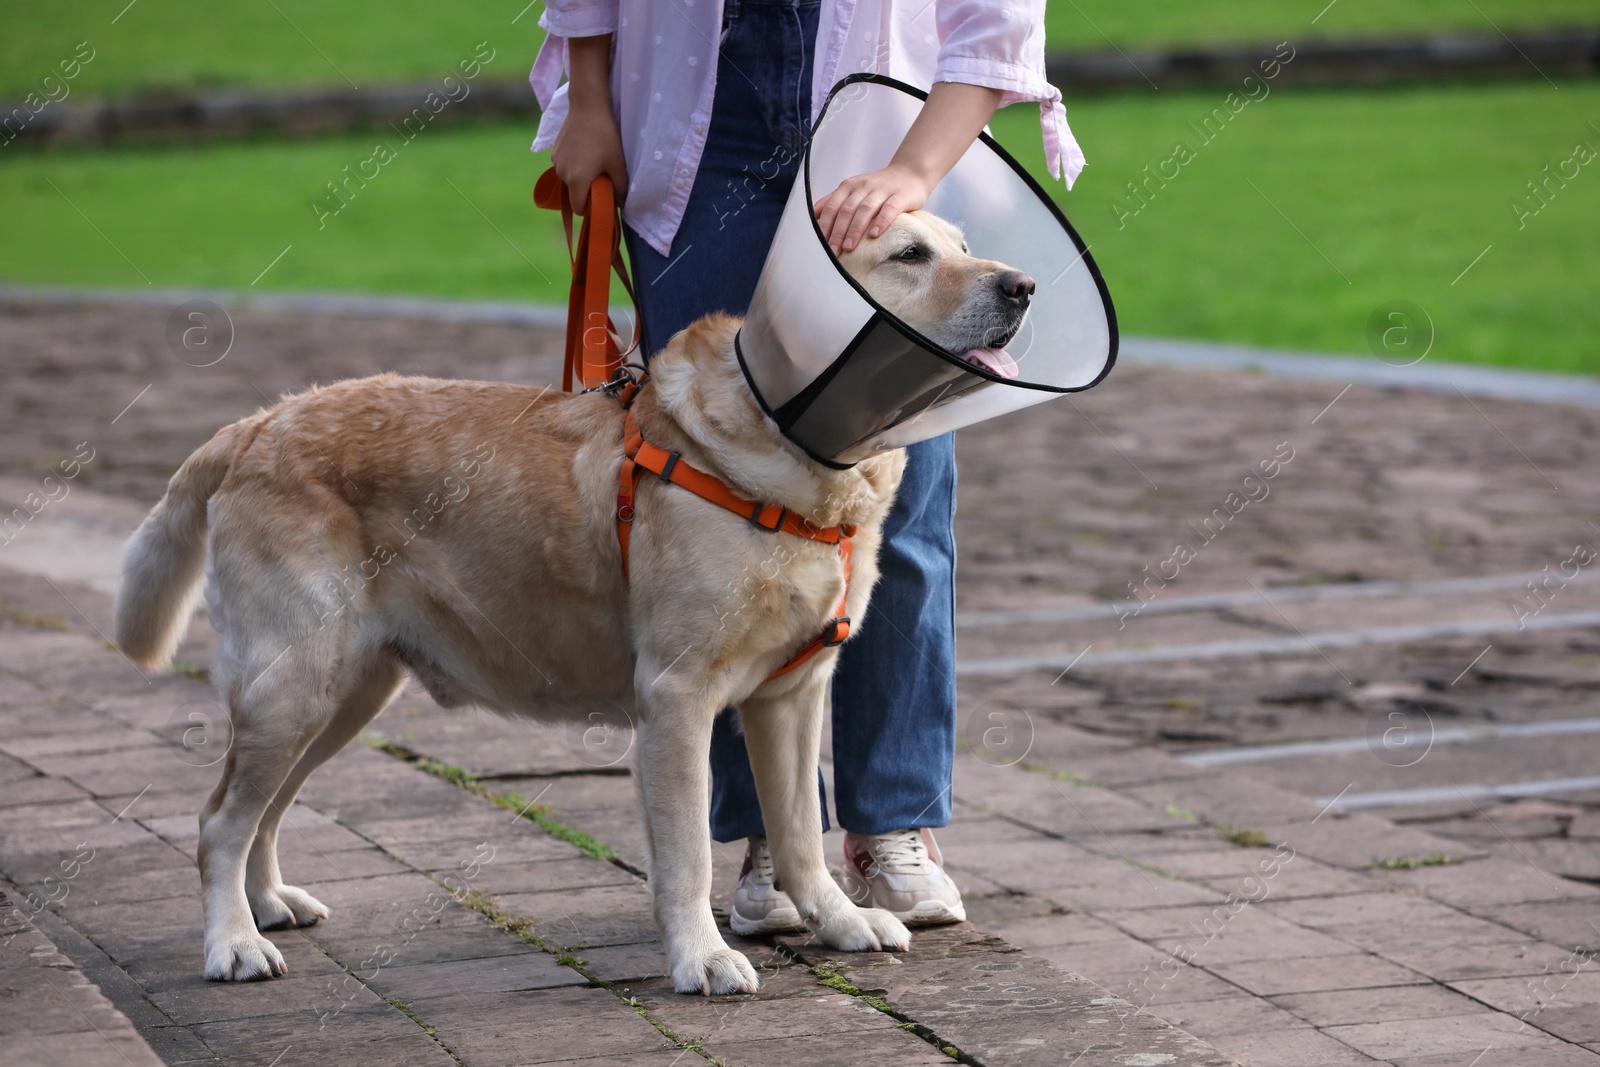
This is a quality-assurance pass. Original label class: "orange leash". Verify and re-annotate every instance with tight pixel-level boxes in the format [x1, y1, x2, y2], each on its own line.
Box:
[535, 173, 847, 680]
[617, 402, 855, 681]
[533, 169, 638, 391]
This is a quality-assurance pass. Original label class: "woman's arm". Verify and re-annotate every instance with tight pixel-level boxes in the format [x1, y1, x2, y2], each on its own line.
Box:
[813, 81, 1003, 254]
[551, 34, 629, 214]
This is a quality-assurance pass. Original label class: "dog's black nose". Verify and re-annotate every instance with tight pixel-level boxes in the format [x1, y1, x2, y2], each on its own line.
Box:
[998, 270, 1036, 309]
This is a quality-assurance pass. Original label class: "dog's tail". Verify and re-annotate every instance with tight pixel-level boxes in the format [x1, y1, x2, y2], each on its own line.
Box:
[115, 416, 258, 669]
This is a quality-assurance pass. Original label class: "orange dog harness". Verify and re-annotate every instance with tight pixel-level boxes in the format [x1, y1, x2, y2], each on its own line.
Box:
[616, 390, 855, 682]
[537, 170, 855, 682]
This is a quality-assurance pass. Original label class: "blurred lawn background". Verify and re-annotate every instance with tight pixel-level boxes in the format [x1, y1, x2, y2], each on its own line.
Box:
[2, 0, 1597, 372]
[5, 0, 1596, 97]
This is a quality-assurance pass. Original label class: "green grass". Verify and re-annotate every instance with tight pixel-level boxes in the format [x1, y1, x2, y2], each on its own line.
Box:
[4, 80, 1595, 373]
[0, 598, 70, 631]
[3, 0, 1595, 99]
[366, 739, 621, 861]
[1225, 827, 1274, 848]
[1370, 851, 1461, 868]
[0, 120, 563, 300]
[998, 79, 1600, 373]
[1, 0, 544, 99]
[169, 660, 211, 682]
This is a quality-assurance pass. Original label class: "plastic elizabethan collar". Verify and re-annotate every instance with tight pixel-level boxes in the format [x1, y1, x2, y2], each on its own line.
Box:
[735, 75, 1118, 467]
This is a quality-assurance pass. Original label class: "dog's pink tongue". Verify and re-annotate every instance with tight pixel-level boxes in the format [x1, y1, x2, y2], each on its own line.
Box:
[963, 347, 1019, 379]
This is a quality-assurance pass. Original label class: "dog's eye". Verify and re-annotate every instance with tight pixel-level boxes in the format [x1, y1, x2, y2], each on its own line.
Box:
[895, 245, 928, 262]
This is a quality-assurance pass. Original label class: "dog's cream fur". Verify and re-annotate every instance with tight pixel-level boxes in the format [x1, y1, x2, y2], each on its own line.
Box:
[115, 211, 1030, 995]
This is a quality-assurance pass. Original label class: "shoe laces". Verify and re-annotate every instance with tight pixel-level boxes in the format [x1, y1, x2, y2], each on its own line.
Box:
[745, 837, 777, 885]
[863, 830, 928, 874]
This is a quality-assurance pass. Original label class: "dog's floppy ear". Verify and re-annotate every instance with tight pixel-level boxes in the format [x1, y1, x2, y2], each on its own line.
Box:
[921, 211, 968, 252]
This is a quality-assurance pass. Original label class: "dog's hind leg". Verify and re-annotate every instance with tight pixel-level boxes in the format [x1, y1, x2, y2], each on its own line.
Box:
[633, 681, 758, 996]
[245, 652, 407, 932]
[197, 680, 325, 981]
[740, 674, 910, 954]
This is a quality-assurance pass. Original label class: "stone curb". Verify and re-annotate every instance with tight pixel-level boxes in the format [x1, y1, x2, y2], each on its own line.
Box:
[1121, 336, 1600, 411]
[1049, 28, 1600, 94]
[1, 29, 1595, 149]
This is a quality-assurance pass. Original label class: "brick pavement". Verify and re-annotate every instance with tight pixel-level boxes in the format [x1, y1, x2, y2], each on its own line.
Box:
[8, 559, 1600, 1065]
[0, 570, 1232, 1066]
[3, 298, 1599, 1064]
[0, 875, 164, 1066]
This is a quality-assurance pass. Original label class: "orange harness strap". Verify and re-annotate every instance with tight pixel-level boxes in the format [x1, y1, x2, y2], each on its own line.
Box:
[617, 405, 855, 682]
[764, 537, 854, 680]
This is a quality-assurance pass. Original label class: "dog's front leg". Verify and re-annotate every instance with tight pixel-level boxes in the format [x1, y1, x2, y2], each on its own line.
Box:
[741, 675, 911, 954]
[634, 686, 759, 996]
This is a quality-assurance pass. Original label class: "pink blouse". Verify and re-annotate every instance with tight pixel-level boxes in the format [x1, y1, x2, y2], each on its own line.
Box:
[530, 0, 1085, 257]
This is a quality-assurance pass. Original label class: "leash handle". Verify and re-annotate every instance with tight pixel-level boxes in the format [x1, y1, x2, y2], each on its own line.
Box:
[534, 169, 639, 392]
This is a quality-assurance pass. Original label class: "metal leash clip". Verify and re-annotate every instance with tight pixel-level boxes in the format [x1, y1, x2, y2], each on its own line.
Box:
[583, 363, 650, 408]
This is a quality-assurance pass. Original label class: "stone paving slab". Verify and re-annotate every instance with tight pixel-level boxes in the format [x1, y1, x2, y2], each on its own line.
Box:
[187, 1006, 458, 1066]
[775, 924, 1233, 1067]
[0, 878, 164, 1067]
[1323, 1010, 1573, 1062]
[1202, 952, 1431, 997]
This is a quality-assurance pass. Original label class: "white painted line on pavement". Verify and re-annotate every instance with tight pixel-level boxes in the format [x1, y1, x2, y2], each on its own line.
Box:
[955, 571, 1542, 629]
[955, 609, 1600, 677]
[1120, 335, 1600, 409]
[1317, 776, 1600, 811]
[1182, 717, 1600, 768]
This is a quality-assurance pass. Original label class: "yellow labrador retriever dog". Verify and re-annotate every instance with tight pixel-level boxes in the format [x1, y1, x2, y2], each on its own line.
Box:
[115, 210, 1033, 996]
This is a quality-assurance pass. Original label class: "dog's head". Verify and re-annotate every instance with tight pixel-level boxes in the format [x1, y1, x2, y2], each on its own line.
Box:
[835, 211, 1034, 378]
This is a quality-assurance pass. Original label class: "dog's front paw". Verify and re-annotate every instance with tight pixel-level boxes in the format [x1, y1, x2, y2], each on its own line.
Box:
[204, 932, 287, 981]
[251, 884, 329, 930]
[810, 905, 911, 954]
[670, 945, 759, 996]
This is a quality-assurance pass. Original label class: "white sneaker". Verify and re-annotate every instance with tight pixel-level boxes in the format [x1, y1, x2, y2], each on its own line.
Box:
[728, 836, 806, 935]
[837, 828, 966, 926]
